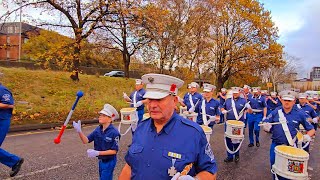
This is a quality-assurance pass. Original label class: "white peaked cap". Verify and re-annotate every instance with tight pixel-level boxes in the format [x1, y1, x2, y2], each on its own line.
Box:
[135, 79, 143, 85]
[252, 87, 261, 93]
[298, 93, 308, 99]
[243, 85, 251, 89]
[99, 104, 119, 121]
[279, 90, 296, 101]
[221, 88, 227, 92]
[203, 83, 216, 92]
[231, 87, 240, 94]
[142, 73, 184, 99]
[189, 82, 199, 88]
[270, 92, 277, 96]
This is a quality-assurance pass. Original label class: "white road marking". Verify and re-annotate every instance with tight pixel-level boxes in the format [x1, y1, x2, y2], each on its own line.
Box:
[7, 122, 120, 137]
[5, 164, 68, 180]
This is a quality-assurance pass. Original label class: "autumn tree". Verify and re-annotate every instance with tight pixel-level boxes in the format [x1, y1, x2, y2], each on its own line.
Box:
[203, 0, 283, 90]
[2, 0, 113, 80]
[94, 0, 150, 78]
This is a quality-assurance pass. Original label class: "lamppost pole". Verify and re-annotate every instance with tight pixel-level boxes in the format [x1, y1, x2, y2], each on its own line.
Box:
[18, 1, 22, 62]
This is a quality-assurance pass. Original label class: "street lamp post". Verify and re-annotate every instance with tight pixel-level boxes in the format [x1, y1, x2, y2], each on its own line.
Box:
[18, 2, 22, 62]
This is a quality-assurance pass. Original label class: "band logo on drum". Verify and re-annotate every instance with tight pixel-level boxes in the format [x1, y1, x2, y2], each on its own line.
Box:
[123, 115, 131, 121]
[287, 160, 304, 174]
[232, 128, 241, 136]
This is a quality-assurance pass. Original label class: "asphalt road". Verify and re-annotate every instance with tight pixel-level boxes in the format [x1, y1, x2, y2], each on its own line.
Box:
[1, 122, 319, 180]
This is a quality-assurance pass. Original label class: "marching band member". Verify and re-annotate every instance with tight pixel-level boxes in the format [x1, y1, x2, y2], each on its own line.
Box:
[246, 87, 267, 147]
[73, 104, 121, 180]
[296, 93, 318, 153]
[182, 82, 202, 113]
[217, 88, 227, 124]
[123, 79, 147, 123]
[198, 83, 220, 128]
[221, 87, 249, 163]
[0, 83, 24, 177]
[119, 74, 217, 180]
[266, 92, 281, 116]
[262, 90, 315, 180]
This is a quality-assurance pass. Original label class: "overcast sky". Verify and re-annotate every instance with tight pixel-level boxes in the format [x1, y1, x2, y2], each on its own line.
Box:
[1, 1, 319, 77]
[260, 0, 320, 78]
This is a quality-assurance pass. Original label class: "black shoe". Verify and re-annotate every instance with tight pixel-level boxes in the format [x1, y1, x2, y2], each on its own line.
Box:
[256, 142, 260, 147]
[224, 157, 233, 163]
[248, 143, 254, 147]
[235, 155, 240, 163]
[10, 158, 24, 177]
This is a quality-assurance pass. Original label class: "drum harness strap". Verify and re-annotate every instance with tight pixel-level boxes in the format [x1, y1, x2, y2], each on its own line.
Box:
[278, 109, 296, 147]
[189, 93, 195, 109]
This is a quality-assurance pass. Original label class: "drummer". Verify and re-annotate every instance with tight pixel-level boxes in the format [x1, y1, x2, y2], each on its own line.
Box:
[123, 79, 147, 123]
[246, 87, 267, 147]
[198, 83, 220, 128]
[182, 82, 202, 113]
[295, 93, 318, 153]
[119, 74, 217, 179]
[261, 90, 315, 180]
[221, 87, 249, 163]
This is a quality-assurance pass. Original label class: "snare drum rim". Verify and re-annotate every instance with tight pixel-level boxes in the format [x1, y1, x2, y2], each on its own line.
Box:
[275, 145, 309, 159]
[226, 120, 245, 126]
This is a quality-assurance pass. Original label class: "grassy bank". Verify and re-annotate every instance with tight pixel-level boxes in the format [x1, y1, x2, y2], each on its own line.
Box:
[0, 67, 139, 125]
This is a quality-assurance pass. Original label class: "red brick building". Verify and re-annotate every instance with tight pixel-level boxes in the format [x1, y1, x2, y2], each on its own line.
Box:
[0, 22, 39, 61]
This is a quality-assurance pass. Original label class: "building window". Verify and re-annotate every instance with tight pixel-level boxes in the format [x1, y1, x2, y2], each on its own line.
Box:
[6, 36, 10, 44]
[24, 38, 28, 43]
[7, 26, 14, 33]
[6, 49, 10, 59]
[15, 26, 20, 33]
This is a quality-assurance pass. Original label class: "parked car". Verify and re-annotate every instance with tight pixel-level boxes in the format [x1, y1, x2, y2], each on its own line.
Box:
[103, 71, 125, 77]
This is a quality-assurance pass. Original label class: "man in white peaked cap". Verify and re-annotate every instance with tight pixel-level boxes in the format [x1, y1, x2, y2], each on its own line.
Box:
[119, 74, 217, 180]
[182, 82, 202, 113]
[123, 79, 147, 123]
[246, 87, 267, 148]
[198, 83, 220, 127]
[261, 90, 315, 180]
[221, 87, 249, 163]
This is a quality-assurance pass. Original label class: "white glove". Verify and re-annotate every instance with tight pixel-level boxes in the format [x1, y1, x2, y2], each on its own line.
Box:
[177, 96, 183, 103]
[303, 134, 311, 143]
[262, 123, 272, 132]
[87, 149, 99, 158]
[189, 106, 195, 113]
[72, 120, 82, 133]
[123, 92, 130, 100]
[312, 117, 318, 124]
[222, 110, 228, 114]
[134, 101, 143, 108]
[262, 116, 267, 121]
[245, 103, 252, 109]
[171, 173, 195, 180]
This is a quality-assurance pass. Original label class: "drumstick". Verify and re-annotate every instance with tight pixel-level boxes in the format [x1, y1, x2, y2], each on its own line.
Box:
[180, 163, 193, 176]
[258, 122, 284, 126]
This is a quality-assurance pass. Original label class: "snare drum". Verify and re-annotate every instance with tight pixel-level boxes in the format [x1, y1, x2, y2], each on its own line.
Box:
[182, 112, 198, 122]
[225, 120, 245, 139]
[120, 108, 138, 124]
[272, 145, 309, 180]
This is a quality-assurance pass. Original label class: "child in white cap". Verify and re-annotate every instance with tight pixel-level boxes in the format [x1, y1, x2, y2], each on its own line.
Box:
[73, 104, 120, 180]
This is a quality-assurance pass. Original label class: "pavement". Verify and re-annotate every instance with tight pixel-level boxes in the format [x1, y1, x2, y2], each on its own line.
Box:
[1, 122, 319, 179]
